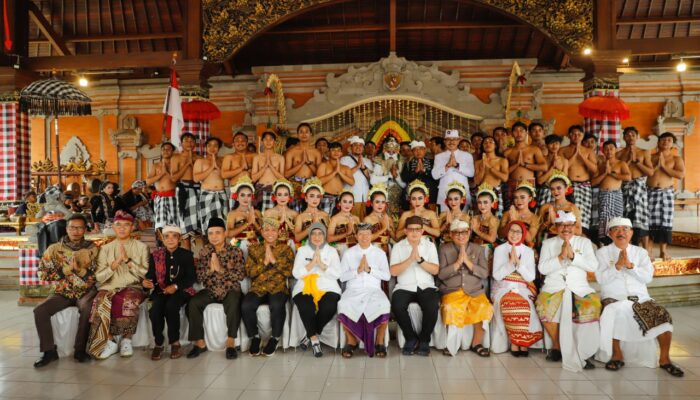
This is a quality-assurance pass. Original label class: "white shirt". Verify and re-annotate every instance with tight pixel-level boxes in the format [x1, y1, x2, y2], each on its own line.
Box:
[340, 154, 374, 201]
[390, 237, 439, 292]
[431, 149, 474, 210]
[595, 243, 654, 302]
[339, 244, 390, 290]
[370, 154, 406, 189]
[492, 243, 536, 286]
[292, 244, 342, 297]
[538, 235, 598, 297]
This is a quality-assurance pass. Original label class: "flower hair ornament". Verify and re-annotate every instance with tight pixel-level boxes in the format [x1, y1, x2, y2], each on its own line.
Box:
[301, 177, 324, 200]
[515, 180, 537, 209]
[476, 183, 499, 210]
[231, 176, 255, 200]
[408, 179, 430, 203]
[548, 169, 574, 195]
[446, 181, 467, 205]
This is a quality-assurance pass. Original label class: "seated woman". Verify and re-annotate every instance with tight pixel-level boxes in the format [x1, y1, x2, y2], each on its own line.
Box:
[294, 177, 330, 246]
[90, 181, 120, 225]
[491, 221, 543, 357]
[226, 176, 262, 258]
[292, 223, 341, 357]
[396, 180, 440, 240]
[438, 181, 471, 244]
[121, 180, 154, 230]
[363, 183, 394, 255]
[537, 171, 583, 241]
[338, 223, 391, 358]
[327, 191, 360, 258]
[498, 181, 540, 247]
[88, 211, 149, 360]
[470, 184, 500, 249]
[263, 179, 298, 252]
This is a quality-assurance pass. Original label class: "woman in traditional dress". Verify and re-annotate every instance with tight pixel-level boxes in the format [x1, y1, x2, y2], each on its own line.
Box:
[438, 181, 471, 244]
[263, 179, 298, 252]
[498, 181, 540, 247]
[396, 180, 440, 240]
[536, 134, 569, 207]
[362, 183, 394, 254]
[327, 191, 360, 258]
[226, 176, 262, 258]
[470, 184, 500, 248]
[121, 180, 153, 230]
[537, 171, 582, 241]
[491, 221, 543, 356]
[294, 177, 330, 246]
[90, 181, 119, 225]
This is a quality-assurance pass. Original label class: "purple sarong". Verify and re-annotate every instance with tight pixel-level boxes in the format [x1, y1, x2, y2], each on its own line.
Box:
[338, 313, 390, 357]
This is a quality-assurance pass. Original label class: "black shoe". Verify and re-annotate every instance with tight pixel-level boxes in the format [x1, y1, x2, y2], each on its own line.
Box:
[510, 349, 521, 358]
[186, 345, 207, 359]
[518, 350, 529, 357]
[262, 337, 278, 357]
[249, 337, 261, 356]
[546, 349, 562, 362]
[402, 339, 417, 356]
[298, 337, 310, 351]
[311, 341, 323, 358]
[225, 347, 238, 360]
[73, 350, 89, 363]
[584, 358, 596, 370]
[34, 350, 59, 368]
[414, 341, 430, 357]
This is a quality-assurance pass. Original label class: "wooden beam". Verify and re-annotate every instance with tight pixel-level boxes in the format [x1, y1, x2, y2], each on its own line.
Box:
[389, 0, 396, 53]
[265, 21, 526, 35]
[617, 16, 700, 25]
[594, 0, 615, 50]
[184, 0, 201, 59]
[25, 51, 176, 71]
[29, 32, 183, 44]
[617, 37, 700, 56]
[27, 2, 71, 56]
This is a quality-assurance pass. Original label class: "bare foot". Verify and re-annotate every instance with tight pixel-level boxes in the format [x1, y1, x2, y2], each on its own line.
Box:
[661, 253, 672, 261]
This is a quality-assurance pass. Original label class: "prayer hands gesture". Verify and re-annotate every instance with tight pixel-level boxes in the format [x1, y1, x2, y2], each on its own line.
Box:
[509, 245, 520, 267]
[312, 249, 327, 271]
[70, 256, 79, 273]
[517, 150, 524, 167]
[460, 245, 474, 271]
[616, 249, 633, 271]
[264, 243, 276, 265]
[548, 207, 558, 226]
[416, 158, 424, 173]
[210, 252, 222, 273]
[559, 239, 574, 262]
[410, 245, 421, 263]
[605, 160, 612, 175]
[357, 255, 371, 274]
[111, 244, 129, 270]
[446, 152, 458, 169]
[246, 207, 256, 225]
[508, 205, 518, 221]
[142, 278, 154, 289]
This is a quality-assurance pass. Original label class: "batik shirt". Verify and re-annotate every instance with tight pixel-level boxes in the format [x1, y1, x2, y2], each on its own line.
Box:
[245, 242, 294, 296]
[38, 237, 99, 299]
[197, 243, 246, 301]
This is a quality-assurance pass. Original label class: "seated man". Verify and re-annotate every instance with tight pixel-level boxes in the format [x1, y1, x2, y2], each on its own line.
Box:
[437, 219, 493, 357]
[187, 217, 246, 360]
[143, 225, 196, 360]
[88, 211, 149, 360]
[338, 223, 391, 358]
[595, 217, 683, 377]
[536, 211, 601, 372]
[33, 214, 99, 367]
[242, 218, 294, 357]
[390, 215, 440, 356]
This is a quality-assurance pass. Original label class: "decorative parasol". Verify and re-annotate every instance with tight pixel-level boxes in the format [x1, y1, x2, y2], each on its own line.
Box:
[578, 93, 630, 121]
[19, 77, 92, 189]
[181, 99, 221, 121]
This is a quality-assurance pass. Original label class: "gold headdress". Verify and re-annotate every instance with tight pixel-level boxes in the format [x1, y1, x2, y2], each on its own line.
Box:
[515, 180, 537, 199]
[302, 176, 325, 195]
[547, 169, 572, 187]
[407, 179, 429, 197]
[273, 178, 294, 194]
[446, 181, 467, 197]
[261, 217, 280, 229]
[368, 182, 389, 199]
[231, 176, 255, 194]
[476, 183, 497, 202]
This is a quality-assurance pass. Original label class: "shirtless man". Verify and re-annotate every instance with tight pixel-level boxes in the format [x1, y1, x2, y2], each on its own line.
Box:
[284, 123, 322, 212]
[559, 125, 599, 233]
[251, 131, 285, 213]
[317, 142, 355, 214]
[617, 127, 655, 246]
[591, 141, 631, 243]
[528, 122, 548, 157]
[171, 133, 201, 245]
[473, 136, 508, 217]
[492, 126, 509, 155]
[193, 137, 228, 231]
[503, 121, 546, 209]
[647, 132, 686, 260]
[146, 142, 178, 232]
[537, 134, 569, 206]
[222, 132, 255, 196]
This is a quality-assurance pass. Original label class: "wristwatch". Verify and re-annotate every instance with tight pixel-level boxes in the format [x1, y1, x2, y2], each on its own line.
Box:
[417, 257, 425, 264]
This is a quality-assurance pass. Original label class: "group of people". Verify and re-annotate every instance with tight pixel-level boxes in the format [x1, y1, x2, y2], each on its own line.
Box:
[31, 123, 685, 378]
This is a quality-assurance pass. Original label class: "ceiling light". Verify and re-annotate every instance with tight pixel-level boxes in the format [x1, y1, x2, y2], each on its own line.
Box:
[622, 58, 629, 64]
[676, 60, 687, 72]
[78, 77, 89, 87]
[583, 47, 592, 56]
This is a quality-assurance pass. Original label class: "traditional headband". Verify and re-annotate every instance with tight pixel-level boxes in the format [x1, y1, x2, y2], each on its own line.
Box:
[407, 179, 429, 197]
[302, 176, 324, 195]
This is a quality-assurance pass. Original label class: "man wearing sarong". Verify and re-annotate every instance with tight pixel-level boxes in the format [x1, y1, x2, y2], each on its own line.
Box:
[370, 137, 406, 218]
[222, 131, 255, 202]
[390, 215, 440, 356]
[432, 129, 475, 212]
[341, 136, 374, 219]
[33, 214, 99, 367]
[284, 123, 322, 212]
[595, 217, 683, 377]
[252, 130, 286, 213]
[171, 133, 201, 246]
[647, 132, 685, 261]
[503, 121, 547, 210]
[187, 217, 246, 360]
[88, 211, 149, 360]
[146, 142, 177, 231]
[337, 223, 391, 358]
[437, 219, 493, 357]
[194, 137, 229, 232]
[592, 140, 631, 244]
[559, 125, 599, 235]
[317, 141, 355, 215]
[536, 211, 601, 372]
[617, 127, 654, 246]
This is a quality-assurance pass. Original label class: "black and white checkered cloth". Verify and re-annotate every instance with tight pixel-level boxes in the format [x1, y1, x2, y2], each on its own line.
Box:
[572, 181, 592, 230]
[648, 187, 674, 230]
[154, 194, 178, 230]
[320, 194, 337, 216]
[255, 184, 275, 213]
[198, 189, 229, 231]
[598, 189, 624, 239]
[494, 185, 504, 219]
[176, 181, 200, 237]
[591, 187, 600, 231]
[538, 185, 554, 208]
[622, 176, 649, 231]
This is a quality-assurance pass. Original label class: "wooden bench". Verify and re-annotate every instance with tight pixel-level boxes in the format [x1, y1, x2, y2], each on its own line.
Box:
[675, 198, 700, 215]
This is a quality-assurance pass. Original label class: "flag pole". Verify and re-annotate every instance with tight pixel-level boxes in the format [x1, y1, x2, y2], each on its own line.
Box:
[161, 53, 178, 142]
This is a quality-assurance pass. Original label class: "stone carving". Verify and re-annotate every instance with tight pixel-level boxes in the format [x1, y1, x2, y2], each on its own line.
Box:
[655, 98, 696, 138]
[60, 136, 91, 167]
[663, 99, 683, 118]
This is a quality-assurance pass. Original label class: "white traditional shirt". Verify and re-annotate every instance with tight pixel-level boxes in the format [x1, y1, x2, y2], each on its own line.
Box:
[595, 243, 654, 302]
[292, 244, 342, 297]
[338, 244, 391, 322]
[538, 235, 598, 297]
[370, 154, 406, 188]
[431, 149, 474, 211]
[340, 154, 374, 202]
[390, 236, 439, 293]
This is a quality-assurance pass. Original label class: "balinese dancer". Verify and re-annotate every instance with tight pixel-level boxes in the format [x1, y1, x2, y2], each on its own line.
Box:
[263, 179, 298, 252]
[438, 181, 471, 244]
[328, 191, 360, 258]
[397, 180, 440, 240]
[226, 176, 262, 258]
[317, 141, 355, 215]
[370, 137, 406, 218]
[252, 130, 286, 213]
[363, 183, 394, 254]
[537, 171, 582, 240]
[498, 181, 540, 247]
[503, 122, 547, 210]
[194, 137, 229, 232]
[537, 134, 569, 207]
[284, 123, 322, 212]
[294, 177, 330, 246]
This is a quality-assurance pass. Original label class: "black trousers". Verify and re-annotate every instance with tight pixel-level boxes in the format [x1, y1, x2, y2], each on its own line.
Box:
[293, 292, 340, 339]
[34, 288, 97, 353]
[391, 288, 440, 343]
[149, 291, 189, 346]
[241, 292, 288, 338]
[187, 289, 241, 341]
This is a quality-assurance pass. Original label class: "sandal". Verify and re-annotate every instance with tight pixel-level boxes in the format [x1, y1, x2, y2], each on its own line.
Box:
[374, 344, 387, 358]
[469, 344, 490, 358]
[660, 363, 684, 377]
[341, 344, 358, 359]
[605, 359, 625, 371]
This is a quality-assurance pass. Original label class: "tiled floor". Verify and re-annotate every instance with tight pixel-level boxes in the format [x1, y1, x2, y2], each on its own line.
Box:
[0, 291, 699, 400]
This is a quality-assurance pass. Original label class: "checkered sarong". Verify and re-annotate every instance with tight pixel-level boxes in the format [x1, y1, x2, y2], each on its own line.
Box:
[255, 184, 274, 213]
[198, 189, 229, 231]
[538, 185, 554, 208]
[494, 185, 504, 219]
[320, 194, 337, 215]
[648, 187, 674, 230]
[19, 246, 49, 286]
[176, 181, 201, 237]
[154, 193, 178, 230]
[622, 176, 649, 231]
[591, 187, 600, 231]
[289, 176, 308, 213]
[572, 181, 592, 230]
[598, 189, 624, 239]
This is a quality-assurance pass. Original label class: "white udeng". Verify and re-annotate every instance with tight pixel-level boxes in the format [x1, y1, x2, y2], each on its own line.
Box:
[431, 149, 474, 212]
[337, 244, 391, 323]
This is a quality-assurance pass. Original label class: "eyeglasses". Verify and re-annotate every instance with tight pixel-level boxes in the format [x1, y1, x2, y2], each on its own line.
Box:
[452, 231, 468, 236]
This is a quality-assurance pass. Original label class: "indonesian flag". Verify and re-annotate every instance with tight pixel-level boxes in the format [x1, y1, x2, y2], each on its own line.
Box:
[163, 59, 184, 148]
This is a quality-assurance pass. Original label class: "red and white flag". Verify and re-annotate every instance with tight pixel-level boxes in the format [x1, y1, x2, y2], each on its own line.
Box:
[163, 58, 184, 148]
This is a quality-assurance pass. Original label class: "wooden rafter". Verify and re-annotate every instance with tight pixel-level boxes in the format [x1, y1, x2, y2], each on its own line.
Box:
[617, 37, 700, 55]
[265, 21, 525, 35]
[29, 32, 183, 44]
[26, 51, 175, 71]
[27, 2, 72, 56]
[617, 16, 700, 25]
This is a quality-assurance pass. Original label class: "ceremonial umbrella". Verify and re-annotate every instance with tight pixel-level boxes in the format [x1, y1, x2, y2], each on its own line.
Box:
[181, 99, 220, 154]
[578, 93, 630, 120]
[19, 77, 92, 189]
